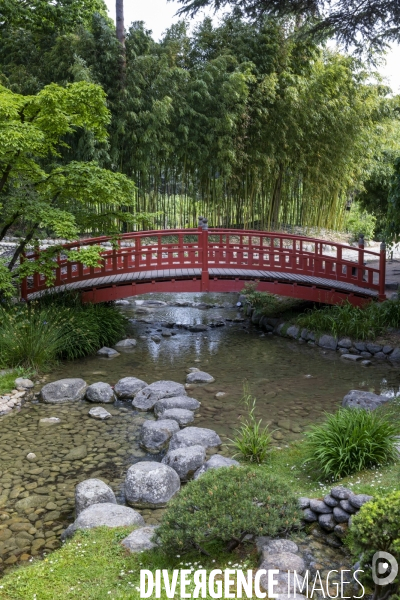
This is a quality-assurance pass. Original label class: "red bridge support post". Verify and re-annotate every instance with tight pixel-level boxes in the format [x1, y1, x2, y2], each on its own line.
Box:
[379, 241, 386, 301]
[199, 218, 209, 292]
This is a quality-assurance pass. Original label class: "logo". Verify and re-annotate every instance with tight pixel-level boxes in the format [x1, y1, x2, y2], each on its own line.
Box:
[372, 552, 398, 586]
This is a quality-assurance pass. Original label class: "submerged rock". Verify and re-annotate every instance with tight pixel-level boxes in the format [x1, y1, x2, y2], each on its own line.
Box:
[97, 347, 120, 358]
[115, 339, 137, 348]
[41, 378, 87, 403]
[88, 406, 111, 420]
[185, 371, 215, 384]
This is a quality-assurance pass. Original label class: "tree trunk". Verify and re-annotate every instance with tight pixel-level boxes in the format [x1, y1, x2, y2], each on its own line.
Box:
[8, 222, 39, 271]
[116, 0, 126, 77]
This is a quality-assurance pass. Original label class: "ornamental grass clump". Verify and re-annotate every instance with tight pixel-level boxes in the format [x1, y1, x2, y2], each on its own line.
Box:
[229, 386, 272, 464]
[347, 491, 400, 600]
[304, 407, 399, 480]
[155, 467, 301, 555]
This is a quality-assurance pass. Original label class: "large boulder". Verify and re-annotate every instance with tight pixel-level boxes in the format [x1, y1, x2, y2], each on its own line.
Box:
[132, 380, 186, 411]
[193, 454, 239, 479]
[41, 378, 87, 403]
[75, 478, 116, 516]
[161, 408, 194, 427]
[139, 419, 180, 454]
[169, 427, 222, 452]
[86, 382, 115, 403]
[121, 526, 158, 553]
[154, 396, 201, 417]
[162, 445, 206, 481]
[61, 502, 144, 540]
[186, 371, 215, 384]
[114, 377, 148, 399]
[342, 390, 391, 410]
[125, 462, 180, 508]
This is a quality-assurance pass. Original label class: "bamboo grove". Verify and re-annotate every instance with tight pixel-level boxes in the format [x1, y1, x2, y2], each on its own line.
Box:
[1, 5, 397, 233]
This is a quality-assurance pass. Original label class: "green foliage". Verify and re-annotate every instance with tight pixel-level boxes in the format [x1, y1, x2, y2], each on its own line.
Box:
[229, 385, 272, 464]
[0, 258, 15, 299]
[0, 366, 35, 394]
[304, 408, 400, 481]
[347, 492, 400, 600]
[155, 467, 301, 554]
[241, 282, 304, 317]
[296, 298, 400, 340]
[0, 298, 126, 369]
[343, 201, 376, 241]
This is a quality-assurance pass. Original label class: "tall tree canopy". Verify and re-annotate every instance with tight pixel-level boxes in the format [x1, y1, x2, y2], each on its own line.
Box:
[172, 0, 400, 51]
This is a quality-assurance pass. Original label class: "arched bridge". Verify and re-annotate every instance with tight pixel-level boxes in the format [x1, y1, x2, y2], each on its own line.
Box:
[21, 227, 386, 306]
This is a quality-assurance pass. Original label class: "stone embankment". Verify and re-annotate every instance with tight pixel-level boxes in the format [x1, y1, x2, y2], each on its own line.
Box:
[0, 377, 34, 416]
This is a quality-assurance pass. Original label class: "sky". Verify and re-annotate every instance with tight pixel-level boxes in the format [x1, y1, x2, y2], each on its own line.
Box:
[105, 0, 400, 94]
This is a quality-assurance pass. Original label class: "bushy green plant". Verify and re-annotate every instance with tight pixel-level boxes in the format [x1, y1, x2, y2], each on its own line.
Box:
[241, 283, 305, 317]
[0, 298, 127, 369]
[304, 408, 399, 480]
[347, 491, 400, 600]
[297, 298, 400, 340]
[229, 386, 272, 464]
[343, 201, 376, 241]
[155, 467, 301, 555]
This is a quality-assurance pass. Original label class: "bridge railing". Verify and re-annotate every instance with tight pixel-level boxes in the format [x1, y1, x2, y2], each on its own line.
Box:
[21, 228, 386, 300]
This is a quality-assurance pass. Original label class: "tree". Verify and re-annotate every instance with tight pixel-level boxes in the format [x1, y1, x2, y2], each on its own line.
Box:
[116, 0, 127, 74]
[172, 0, 400, 52]
[0, 81, 142, 279]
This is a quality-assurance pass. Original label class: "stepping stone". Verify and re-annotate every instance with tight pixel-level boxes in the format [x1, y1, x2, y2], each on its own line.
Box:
[125, 462, 180, 508]
[162, 445, 206, 481]
[86, 382, 115, 403]
[41, 378, 87, 403]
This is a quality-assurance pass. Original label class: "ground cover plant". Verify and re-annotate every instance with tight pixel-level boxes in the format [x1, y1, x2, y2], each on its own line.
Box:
[0, 294, 127, 370]
[347, 491, 400, 600]
[303, 407, 400, 480]
[0, 367, 35, 394]
[296, 298, 400, 340]
[155, 466, 301, 555]
[241, 283, 307, 317]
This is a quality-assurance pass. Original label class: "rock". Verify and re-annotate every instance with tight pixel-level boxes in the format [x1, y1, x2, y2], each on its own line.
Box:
[349, 494, 374, 509]
[121, 526, 158, 553]
[162, 445, 206, 481]
[151, 335, 161, 343]
[88, 406, 111, 420]
[298, 497, 310, 509]
[115, 339, 137, 348]
[114, 377, 148, 399]
[261, 539, 299, 558]
[160, 408, 194, 427]
[14, 378, 34, 389]
[115, 299, 130, 305]
[338, 338, 352, 349]
[186, 371, 215, 384]
[318, 513, 336, 531]
[154, 396, 201, 417]
[366, 343, 383, 354]
[318, 335, 337, 350]
[382, 345, 393, 355]
[41, 378, 87, 403]
[333, 507, 351, 523]
[302, 508, 317, 522]
[354, 342, 367, 352]
[360, 351, 372, 358]
[309, 499, 332, 514]
[139, 419, 179, 454]
[339, 499, 357, 514]
[374, 352, 387, 359]
[361, 360, 372, 366]
[39, 417, 61, 426]
[334, 523, 349, 538]
[26, 453, 37, 462]
[260, 571, 306, 597]
[97, 347, 120, 358]
[62, 503, 144, 539]
[341, 354, 363, 362]
[323, 495, 338, 508]
[342, 390, 390, 410]
[169, 427, 222, 452]
[260, 552, 305, 574]
[389, 347, 400, 361]
[75, 479, 116, 516]
[187, 324, 208, 332]
[133, 380, 186, 411]
[161, 330, 172, 337]
[194, 454, 239, 479]
[64, 445, 88, 461]
[330, 486, 353, 500]
[215, 392, 226, 399]
[125, 462, 180, 508]
[286, 325, 299, 339]
[15, 495, 50, 510]
[86, 382, 115, 404]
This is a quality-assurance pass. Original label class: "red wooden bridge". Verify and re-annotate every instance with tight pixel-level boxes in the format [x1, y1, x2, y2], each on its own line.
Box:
[21, 225, 387, 306]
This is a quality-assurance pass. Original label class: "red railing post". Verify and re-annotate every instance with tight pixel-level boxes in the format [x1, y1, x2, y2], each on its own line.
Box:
[199, 218, 209, 291]
[379, 241, 386, 300]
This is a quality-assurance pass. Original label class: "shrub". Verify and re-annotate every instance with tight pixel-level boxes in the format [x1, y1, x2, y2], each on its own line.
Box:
[347, 491, 400, 600]
[304, 408, 399, 480]
[343, 201, 376, 241]
[155, 467, 301, 555]
[229, 386, 272, 464]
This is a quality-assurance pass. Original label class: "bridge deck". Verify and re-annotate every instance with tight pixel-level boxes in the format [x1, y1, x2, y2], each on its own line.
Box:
[27, 267, 378, 301]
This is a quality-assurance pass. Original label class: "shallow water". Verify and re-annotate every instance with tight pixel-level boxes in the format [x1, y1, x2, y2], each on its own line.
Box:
[0, 292, 399, 572]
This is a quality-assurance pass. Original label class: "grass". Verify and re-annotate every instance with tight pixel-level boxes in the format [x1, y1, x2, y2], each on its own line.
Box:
[0, 367, 35, 394]
[0, 293, 127, 370]
[241, 283, 307, 318]
[296, 298, 400, 341]
[0, 528, 258, 600]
